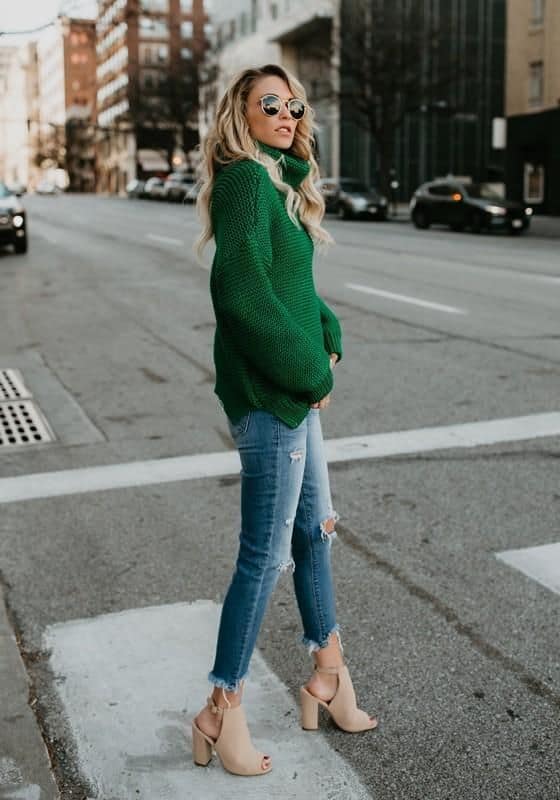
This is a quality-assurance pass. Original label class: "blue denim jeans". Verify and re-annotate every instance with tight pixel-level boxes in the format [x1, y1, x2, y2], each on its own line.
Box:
[208, 408, 339, 692]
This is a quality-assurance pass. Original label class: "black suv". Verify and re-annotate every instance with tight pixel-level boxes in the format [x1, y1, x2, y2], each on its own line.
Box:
[0, 182, 27, 253]
[410, 180, 532, 235]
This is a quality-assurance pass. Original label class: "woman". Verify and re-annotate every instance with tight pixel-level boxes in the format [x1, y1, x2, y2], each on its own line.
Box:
[192, 63, 377, 777]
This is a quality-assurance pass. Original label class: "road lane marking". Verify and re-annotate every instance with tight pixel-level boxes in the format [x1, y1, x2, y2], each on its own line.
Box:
[44, 601, 371, 798]
[1, 412, 559, 504]
[346, 282, 467, 314]
[496, 542, 560, 595]
[146, 233, 184, 246]
[336, 240, 560, 284]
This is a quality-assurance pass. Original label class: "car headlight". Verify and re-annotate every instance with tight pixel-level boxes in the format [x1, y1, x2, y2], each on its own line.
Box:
[484, 205, 507, 216]
[525, 207, 533, 216]
[351, 198, 368, 210]
[12, 215, 24, 228]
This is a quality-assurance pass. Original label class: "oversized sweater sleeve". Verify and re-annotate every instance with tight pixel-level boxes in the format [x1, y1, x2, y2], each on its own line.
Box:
[211, 162, 333, 402]
[317, 295, 343, 362]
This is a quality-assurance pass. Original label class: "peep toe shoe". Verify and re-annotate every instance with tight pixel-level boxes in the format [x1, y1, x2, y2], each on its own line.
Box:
[300, 663, 378, 733]
[191, 695, 272, 776]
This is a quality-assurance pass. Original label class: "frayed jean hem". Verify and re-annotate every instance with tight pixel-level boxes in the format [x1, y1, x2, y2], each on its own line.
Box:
[301, 624, 342, 656]
[207, 671, 248, 693]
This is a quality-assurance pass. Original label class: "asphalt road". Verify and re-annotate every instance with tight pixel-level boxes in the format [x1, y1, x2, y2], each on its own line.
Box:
[0, 194, 559, 799]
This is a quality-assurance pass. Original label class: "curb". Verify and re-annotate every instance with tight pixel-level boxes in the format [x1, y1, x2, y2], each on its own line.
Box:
[0, 589, 59, 799]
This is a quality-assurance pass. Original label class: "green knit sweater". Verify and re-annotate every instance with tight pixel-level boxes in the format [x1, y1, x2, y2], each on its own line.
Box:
[209, 140, 343, 429]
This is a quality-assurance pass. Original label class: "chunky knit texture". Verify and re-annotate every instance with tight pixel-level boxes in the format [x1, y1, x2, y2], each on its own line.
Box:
[209, 140, 343, 429]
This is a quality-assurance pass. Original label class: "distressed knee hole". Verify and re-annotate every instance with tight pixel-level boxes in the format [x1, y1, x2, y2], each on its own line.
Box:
[276, 557, 295, 574]
[289, 448, 304, 463]
[320, 514, 338, 542]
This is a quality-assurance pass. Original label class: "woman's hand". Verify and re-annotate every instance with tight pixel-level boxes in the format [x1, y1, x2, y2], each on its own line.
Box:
[310, 393, 330, 410]
[310, 354, 338, 409]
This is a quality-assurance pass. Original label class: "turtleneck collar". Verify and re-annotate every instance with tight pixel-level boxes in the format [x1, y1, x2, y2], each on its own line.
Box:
[256, 140, 311, 188]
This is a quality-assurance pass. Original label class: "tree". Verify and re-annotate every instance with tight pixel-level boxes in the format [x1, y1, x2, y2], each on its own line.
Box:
[340, 0, 475, 195]
[130, 72, 198, 158]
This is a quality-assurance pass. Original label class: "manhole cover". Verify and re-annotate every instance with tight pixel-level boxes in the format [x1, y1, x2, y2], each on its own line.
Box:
[0, 400, 54, 447]
[0, 369, 31, 401]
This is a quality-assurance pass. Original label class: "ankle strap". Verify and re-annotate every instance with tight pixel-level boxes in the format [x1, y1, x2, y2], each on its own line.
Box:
[206, 688, 232, 714]
[314, 663, 344, 675]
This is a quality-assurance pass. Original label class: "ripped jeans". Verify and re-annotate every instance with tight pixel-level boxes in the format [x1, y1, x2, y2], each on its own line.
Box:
[208, 408, 339, 692]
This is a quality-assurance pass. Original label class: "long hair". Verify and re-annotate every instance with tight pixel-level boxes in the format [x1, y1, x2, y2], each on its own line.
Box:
[194, 63, 334, 259]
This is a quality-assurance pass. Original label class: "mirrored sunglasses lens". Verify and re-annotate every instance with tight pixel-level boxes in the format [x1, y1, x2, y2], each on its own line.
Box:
[261, 95, 281, 115]
[289, 100, 305, 119]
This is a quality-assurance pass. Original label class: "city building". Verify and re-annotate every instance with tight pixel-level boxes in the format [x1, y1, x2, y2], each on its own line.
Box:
[36, 16, 97, 191]
[0, 47, 18, 180]
[505, 0, 560, 214]
[200, 1, 506, 199]
[199, 0, 340, 178]
[0, 45, 18, 91]
[0, 44, 40, 190]
[340, 0, 506, 200]
[95, 0, 208, 194]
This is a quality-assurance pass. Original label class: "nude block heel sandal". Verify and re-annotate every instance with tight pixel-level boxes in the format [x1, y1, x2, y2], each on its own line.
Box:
[300, 663, 378, 733]
[191, 694, 272, 776]
[191, 722, 213, 766]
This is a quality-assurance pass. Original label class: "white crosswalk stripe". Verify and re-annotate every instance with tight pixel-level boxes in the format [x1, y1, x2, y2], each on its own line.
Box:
[496, 542, 560, 595]
[1, 411, 559, 504]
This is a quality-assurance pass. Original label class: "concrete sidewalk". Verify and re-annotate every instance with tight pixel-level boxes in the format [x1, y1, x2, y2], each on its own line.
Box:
[0, 592, 58, 799]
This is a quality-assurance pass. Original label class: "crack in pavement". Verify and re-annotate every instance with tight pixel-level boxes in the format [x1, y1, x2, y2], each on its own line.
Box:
[336, 522, 560, 711]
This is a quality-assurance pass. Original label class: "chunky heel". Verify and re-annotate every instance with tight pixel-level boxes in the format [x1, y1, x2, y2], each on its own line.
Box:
[300, 686, 319, 730]
[191, 693, 271, 776]
[192, 721, 213, 766]
[300, 663, 378, 733]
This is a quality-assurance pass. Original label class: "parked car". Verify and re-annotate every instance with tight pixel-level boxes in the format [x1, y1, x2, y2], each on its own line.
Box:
[410, 180, 533, 234]
[185, 180, 200, 204]
[35, 180, 58, 196]
[126, 179, 146, 199]
[0, 181, 28, 254]
[316, 178, 342, 213]
[8, 181, 26, 196]
[317, 177, 388, 220]
[144, 176, 166, 200]
[162, 172, 197, 203]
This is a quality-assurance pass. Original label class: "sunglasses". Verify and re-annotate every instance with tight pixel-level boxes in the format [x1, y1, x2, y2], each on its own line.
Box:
[258, 93, 306, 121]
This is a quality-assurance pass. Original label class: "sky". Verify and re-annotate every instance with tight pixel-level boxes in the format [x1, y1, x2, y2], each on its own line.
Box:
[0, 0, 97, 46]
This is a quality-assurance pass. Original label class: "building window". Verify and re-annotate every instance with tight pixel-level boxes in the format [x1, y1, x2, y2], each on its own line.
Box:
[140, 44, 153, 64]
[240, 11, 248, 35]
[180, 0, 192, 9]
[530, 0, 545, 25]
[524, 163, 544, 203]
[270, 2, 278, 19]
[156, 44, 168, 62]
[141, 69, 164, 90]
[181, 21, 193, 38]
[180, 47, 193, 60]
[528, 61, 543, 107]
[140, 0, 169, 11]
[139, 17, 169, 38]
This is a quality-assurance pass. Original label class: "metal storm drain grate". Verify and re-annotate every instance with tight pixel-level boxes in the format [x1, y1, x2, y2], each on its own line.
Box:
[0, 368, 32, 401]
[0, 370, 54, 448]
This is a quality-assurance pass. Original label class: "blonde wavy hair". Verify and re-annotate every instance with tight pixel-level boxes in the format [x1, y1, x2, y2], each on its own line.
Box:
[194, 63, 334, 259]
